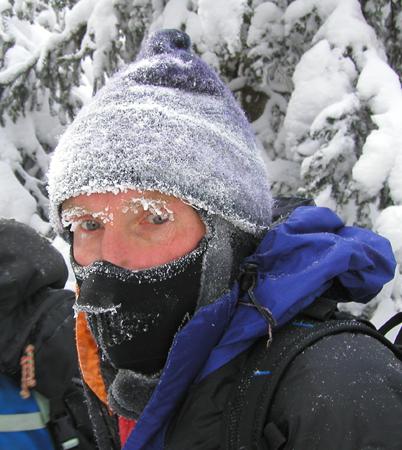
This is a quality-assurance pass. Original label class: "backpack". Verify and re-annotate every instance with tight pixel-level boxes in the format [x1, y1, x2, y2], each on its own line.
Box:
[0, 373, 94, 450]
[222, 297, 402, 450]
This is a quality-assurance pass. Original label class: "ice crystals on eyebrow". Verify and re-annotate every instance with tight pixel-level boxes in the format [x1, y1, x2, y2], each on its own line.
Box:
[123, 197, 175, 222]
[61, 206, 114, 231]
[91, 210, 114, 223]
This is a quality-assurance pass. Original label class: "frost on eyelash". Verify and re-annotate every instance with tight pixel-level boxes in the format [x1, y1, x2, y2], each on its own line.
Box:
[61, 197, 174, 232]
[61, 207, 85, 228]
[61, 206, 114, 231]
[122, 197, 175, 222]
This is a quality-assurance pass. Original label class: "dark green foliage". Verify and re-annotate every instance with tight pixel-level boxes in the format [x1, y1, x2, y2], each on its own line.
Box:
[361, 0, 402, 80]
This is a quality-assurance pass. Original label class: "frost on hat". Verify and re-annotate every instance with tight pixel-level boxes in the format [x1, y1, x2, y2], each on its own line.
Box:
[48, 29, 273, 236]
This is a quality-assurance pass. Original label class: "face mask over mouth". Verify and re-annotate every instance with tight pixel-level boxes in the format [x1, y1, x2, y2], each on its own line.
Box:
[73, 239, 207, 375]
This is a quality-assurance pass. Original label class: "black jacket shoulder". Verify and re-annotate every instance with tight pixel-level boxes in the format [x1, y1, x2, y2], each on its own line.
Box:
[166, 331, 402, 450]
[269, 331, 402, 450]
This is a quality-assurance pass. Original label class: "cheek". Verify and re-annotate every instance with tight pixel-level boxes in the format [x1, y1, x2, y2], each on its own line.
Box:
[123, 221, 205, 269]
[168, 215, 206, 259]
[72, 233, 101, 266]
[134, 223, 176, 244]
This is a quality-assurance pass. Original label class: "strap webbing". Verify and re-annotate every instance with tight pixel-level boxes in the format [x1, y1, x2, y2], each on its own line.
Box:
[0, 411, 47, 432]
[33, 390, 50, 425]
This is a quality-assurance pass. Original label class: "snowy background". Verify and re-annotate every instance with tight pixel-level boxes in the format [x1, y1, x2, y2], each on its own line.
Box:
[0, 0, 401, 330]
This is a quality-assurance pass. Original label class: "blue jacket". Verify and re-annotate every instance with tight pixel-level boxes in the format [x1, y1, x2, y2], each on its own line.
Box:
[123, 206, 396, 449]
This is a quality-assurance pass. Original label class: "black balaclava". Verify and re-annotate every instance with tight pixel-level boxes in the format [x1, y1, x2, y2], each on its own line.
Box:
[73, 238, 207, 375]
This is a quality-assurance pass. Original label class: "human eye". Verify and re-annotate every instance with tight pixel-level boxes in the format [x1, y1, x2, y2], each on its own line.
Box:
[144, 212, 170, 225]
[79, 219, 102, 231]
[61, 207, 102, 233]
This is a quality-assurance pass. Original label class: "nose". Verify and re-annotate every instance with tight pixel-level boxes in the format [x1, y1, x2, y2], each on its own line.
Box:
[100, 226, 134, 270]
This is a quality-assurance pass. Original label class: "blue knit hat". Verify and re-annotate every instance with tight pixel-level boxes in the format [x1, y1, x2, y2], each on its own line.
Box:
[48, 29, 273, 236]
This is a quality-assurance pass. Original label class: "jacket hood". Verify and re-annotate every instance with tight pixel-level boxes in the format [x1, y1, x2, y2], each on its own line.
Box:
[0, 219, 68, 317]
[122, 205, 396, 449]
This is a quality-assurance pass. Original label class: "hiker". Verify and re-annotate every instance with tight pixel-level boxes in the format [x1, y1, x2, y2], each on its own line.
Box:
[47, 29, 402, 449]
[0, 218, 96, 449]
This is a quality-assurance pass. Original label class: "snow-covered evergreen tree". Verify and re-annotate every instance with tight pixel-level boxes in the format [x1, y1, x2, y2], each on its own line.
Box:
[0, 0, 401, 320]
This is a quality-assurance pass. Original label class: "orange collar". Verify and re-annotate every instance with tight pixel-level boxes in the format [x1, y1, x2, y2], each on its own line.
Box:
[76, 311, 108, 405]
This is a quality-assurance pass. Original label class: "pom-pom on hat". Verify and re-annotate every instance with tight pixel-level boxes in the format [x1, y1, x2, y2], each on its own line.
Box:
[48, 29, 273, 236]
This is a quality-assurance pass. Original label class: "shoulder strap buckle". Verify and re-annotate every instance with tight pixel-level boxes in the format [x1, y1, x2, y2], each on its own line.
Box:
[49, 398, 80, 450]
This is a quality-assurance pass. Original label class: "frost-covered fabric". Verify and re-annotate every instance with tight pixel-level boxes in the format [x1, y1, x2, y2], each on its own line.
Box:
[121, 206, 396, 450]
[75, 243, 206, 375]
[48, 29, 272, 236]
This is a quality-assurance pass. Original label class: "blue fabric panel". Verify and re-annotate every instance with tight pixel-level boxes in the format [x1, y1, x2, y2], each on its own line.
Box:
[0, 429, 54, 450]
[0, 374, 54, 450]
[247, 206, 396, 322]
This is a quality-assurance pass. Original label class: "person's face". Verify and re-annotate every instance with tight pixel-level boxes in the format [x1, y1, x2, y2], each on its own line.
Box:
[62, 190, 206, 270]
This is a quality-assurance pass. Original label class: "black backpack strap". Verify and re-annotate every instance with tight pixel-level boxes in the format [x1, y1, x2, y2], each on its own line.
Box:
[46, 382, 97, 450]
[48, 396, 81, 450]
[396, 327, 402, 348]
[222, 316, 401, 450]
[378, 312, 402, 350]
